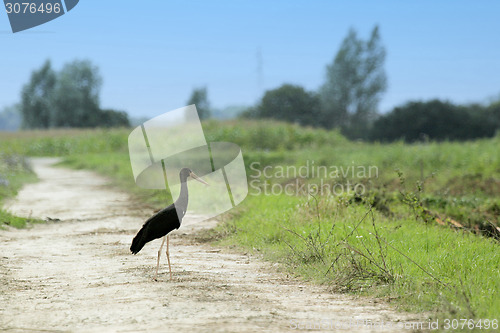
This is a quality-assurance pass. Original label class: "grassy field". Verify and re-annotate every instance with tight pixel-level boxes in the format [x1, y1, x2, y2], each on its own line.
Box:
[0, 122, 499, 326]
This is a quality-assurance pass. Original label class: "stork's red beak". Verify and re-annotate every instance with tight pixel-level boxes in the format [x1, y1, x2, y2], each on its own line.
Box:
[190, 172, 209, 185]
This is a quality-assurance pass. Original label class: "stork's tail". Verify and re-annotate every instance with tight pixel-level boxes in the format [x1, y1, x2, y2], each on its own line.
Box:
[130, 227, 146, 254]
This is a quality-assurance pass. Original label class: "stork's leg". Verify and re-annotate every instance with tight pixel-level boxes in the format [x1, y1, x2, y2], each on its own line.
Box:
[166, 235, 172, 280]
[154, 236, 166, 281]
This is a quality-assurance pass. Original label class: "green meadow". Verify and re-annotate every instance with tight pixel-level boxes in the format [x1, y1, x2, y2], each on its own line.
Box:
[0, 121, 498, 325]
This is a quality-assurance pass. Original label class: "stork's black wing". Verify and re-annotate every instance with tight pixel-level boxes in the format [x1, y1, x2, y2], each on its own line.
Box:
[130, 204, 181, 254]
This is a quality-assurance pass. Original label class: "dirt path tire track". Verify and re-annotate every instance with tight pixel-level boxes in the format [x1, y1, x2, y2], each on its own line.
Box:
[0, 158, 415, 332]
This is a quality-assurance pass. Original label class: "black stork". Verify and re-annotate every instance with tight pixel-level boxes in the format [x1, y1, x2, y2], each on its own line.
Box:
[130, 167, 209, 280]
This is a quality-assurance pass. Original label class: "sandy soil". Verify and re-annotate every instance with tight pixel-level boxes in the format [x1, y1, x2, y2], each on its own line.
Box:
[0, 158, 419, 332]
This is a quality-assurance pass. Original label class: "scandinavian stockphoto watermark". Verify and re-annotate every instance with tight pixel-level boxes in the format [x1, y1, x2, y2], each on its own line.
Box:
[3, 0, 79, 33]
[249, 160, 378, 196]
[289, 318, 498, 331]
[289, 318, 439, 331]
[128, 105, 248, 221]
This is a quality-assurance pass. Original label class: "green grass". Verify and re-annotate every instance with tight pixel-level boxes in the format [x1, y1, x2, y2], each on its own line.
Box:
[203, 119, 347, 150]
[0, 154, 43, 228]
[0, 128, 130, 156]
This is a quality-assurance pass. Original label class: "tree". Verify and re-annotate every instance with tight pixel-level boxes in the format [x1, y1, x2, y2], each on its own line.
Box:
[187, 87, 211, 120]
[19, 59, 130, 129]
[20, 60, 56, 129]
[370, 100, 496, 142]
[253, 84, 321, 126]
[320, 26, 387, 139]
[51, 60, 103, 127]
[98, 109, 130, 127]
[486, 100, 500, 132]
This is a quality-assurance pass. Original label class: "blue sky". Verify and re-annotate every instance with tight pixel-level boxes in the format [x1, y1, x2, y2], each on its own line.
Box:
[1, 0, 500, 118]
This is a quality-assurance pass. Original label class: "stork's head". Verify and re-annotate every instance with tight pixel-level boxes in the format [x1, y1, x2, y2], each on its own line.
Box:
[179, 167, 209, 185]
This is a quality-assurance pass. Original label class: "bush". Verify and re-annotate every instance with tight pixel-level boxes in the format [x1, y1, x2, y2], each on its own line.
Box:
[247, 84, 322, 127]
[371, 100, 497, 142]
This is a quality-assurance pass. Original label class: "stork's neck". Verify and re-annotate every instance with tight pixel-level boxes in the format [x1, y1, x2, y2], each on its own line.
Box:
[175, 180, 189, 217]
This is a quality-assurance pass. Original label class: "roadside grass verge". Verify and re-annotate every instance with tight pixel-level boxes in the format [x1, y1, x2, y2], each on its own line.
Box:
[0, 154, 43, 228]
[207, 194, 499, 323]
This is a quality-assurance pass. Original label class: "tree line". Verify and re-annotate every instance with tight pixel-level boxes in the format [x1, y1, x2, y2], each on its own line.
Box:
[12, 26, 500, 140]
[20, 59, 129, 129]
[242, 26, 500, 142]
[14, 59, 214, 129]
[371, 99, 500, 142]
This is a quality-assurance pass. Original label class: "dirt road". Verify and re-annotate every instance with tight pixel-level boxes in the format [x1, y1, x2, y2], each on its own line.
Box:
[0, 158, 416, 332]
